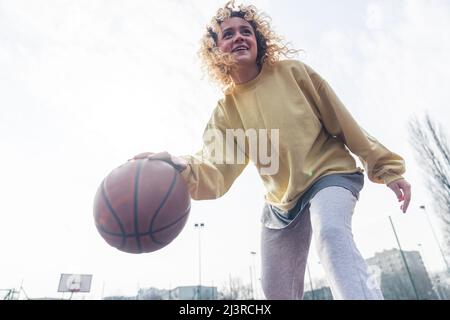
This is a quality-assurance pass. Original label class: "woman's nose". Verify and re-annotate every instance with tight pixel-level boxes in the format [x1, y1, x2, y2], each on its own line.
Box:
[234, 33, 244, 43]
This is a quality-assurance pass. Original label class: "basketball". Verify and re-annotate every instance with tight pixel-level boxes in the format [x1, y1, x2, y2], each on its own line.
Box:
[93, 158, 191, 254]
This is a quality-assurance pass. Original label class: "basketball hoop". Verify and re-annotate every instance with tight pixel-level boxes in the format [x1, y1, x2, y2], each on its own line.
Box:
[58, 274, 92, 299]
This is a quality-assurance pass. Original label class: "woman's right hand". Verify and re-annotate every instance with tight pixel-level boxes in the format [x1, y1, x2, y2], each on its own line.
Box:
[130, 151, 188, 172]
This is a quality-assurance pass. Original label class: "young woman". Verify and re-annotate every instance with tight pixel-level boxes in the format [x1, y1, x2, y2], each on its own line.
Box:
[133, 1, 411, 300]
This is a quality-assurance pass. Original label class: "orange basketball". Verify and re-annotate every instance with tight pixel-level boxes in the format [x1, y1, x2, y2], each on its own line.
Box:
[93, 158, 191, 254]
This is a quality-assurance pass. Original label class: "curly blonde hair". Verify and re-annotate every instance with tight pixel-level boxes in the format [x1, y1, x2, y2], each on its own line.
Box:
[199, 1, 299, 91]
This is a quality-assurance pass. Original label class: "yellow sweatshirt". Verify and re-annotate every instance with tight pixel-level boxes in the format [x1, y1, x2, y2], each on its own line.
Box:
[180, 60, 405, 212]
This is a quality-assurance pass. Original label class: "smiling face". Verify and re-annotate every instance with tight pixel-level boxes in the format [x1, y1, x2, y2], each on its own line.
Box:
[217, 17, 258, 68]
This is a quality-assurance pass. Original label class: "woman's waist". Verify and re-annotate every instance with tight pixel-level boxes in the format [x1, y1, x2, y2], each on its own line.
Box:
[262, 166, 364, 212]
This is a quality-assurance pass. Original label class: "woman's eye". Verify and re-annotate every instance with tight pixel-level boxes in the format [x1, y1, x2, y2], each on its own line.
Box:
[223, 33, 232, 39]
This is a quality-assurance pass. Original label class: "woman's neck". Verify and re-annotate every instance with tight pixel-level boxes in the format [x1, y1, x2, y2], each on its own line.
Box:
[231, 63, 261, 85]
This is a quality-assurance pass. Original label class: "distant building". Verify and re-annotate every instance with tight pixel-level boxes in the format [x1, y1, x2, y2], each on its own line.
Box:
[366, 248, 437, 300]
[137, 285, 217, 300]
[304, 286, 333, 300]
[171, 286, 218, 300]
[137, 287, 168, 300]
[103, 295, 136, 300]
[430, 271, 450, 300]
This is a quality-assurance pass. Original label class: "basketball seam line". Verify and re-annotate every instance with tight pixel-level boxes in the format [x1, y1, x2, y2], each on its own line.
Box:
[133, 160, 144, 253]
[148, 167, 179, 245]
[101, 179, 127, 249]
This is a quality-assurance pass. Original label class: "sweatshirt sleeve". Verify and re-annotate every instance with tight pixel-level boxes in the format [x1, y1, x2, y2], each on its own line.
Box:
[303, 63, 405, 185]
[178, 102, 249, 200]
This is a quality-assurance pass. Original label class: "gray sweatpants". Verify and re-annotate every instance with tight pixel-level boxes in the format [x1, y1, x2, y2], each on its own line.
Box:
[261, 186, 384, 300]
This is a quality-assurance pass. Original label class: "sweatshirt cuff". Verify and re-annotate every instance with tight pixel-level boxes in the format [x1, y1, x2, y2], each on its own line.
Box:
[381, 174, 404, 186]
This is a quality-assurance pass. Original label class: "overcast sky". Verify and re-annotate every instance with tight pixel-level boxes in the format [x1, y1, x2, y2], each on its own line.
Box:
[1, 0, 450, 299]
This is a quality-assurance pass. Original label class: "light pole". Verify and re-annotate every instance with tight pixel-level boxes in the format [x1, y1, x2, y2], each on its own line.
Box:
[249, 266, 254, 300]
[389, 215, 420, 300]
[417, 243, 426, 266]
[419, 205, 450, 273]
[250, 251, 257, 299]
[194, 222, 205, 300]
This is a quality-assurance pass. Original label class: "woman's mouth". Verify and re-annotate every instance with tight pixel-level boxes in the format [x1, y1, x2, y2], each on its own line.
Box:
[232, 45, 249, 52]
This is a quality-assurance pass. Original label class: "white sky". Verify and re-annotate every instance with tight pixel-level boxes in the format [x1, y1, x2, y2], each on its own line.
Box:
[1, 0, 450, 299]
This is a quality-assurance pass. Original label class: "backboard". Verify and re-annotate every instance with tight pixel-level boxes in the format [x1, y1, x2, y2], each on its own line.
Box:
[58, 274, 92, 293]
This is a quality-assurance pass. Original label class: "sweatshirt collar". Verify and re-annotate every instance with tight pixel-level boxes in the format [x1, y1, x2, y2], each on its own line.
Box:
[231, 62, 268, 93]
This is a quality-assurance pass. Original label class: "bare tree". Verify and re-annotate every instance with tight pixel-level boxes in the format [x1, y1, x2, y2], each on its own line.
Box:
[408, 113, 450, 248]
[218, 276, 253, 300]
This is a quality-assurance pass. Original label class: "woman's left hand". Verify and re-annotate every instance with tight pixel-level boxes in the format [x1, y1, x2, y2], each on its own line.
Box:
[387, 178, 411, 213]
